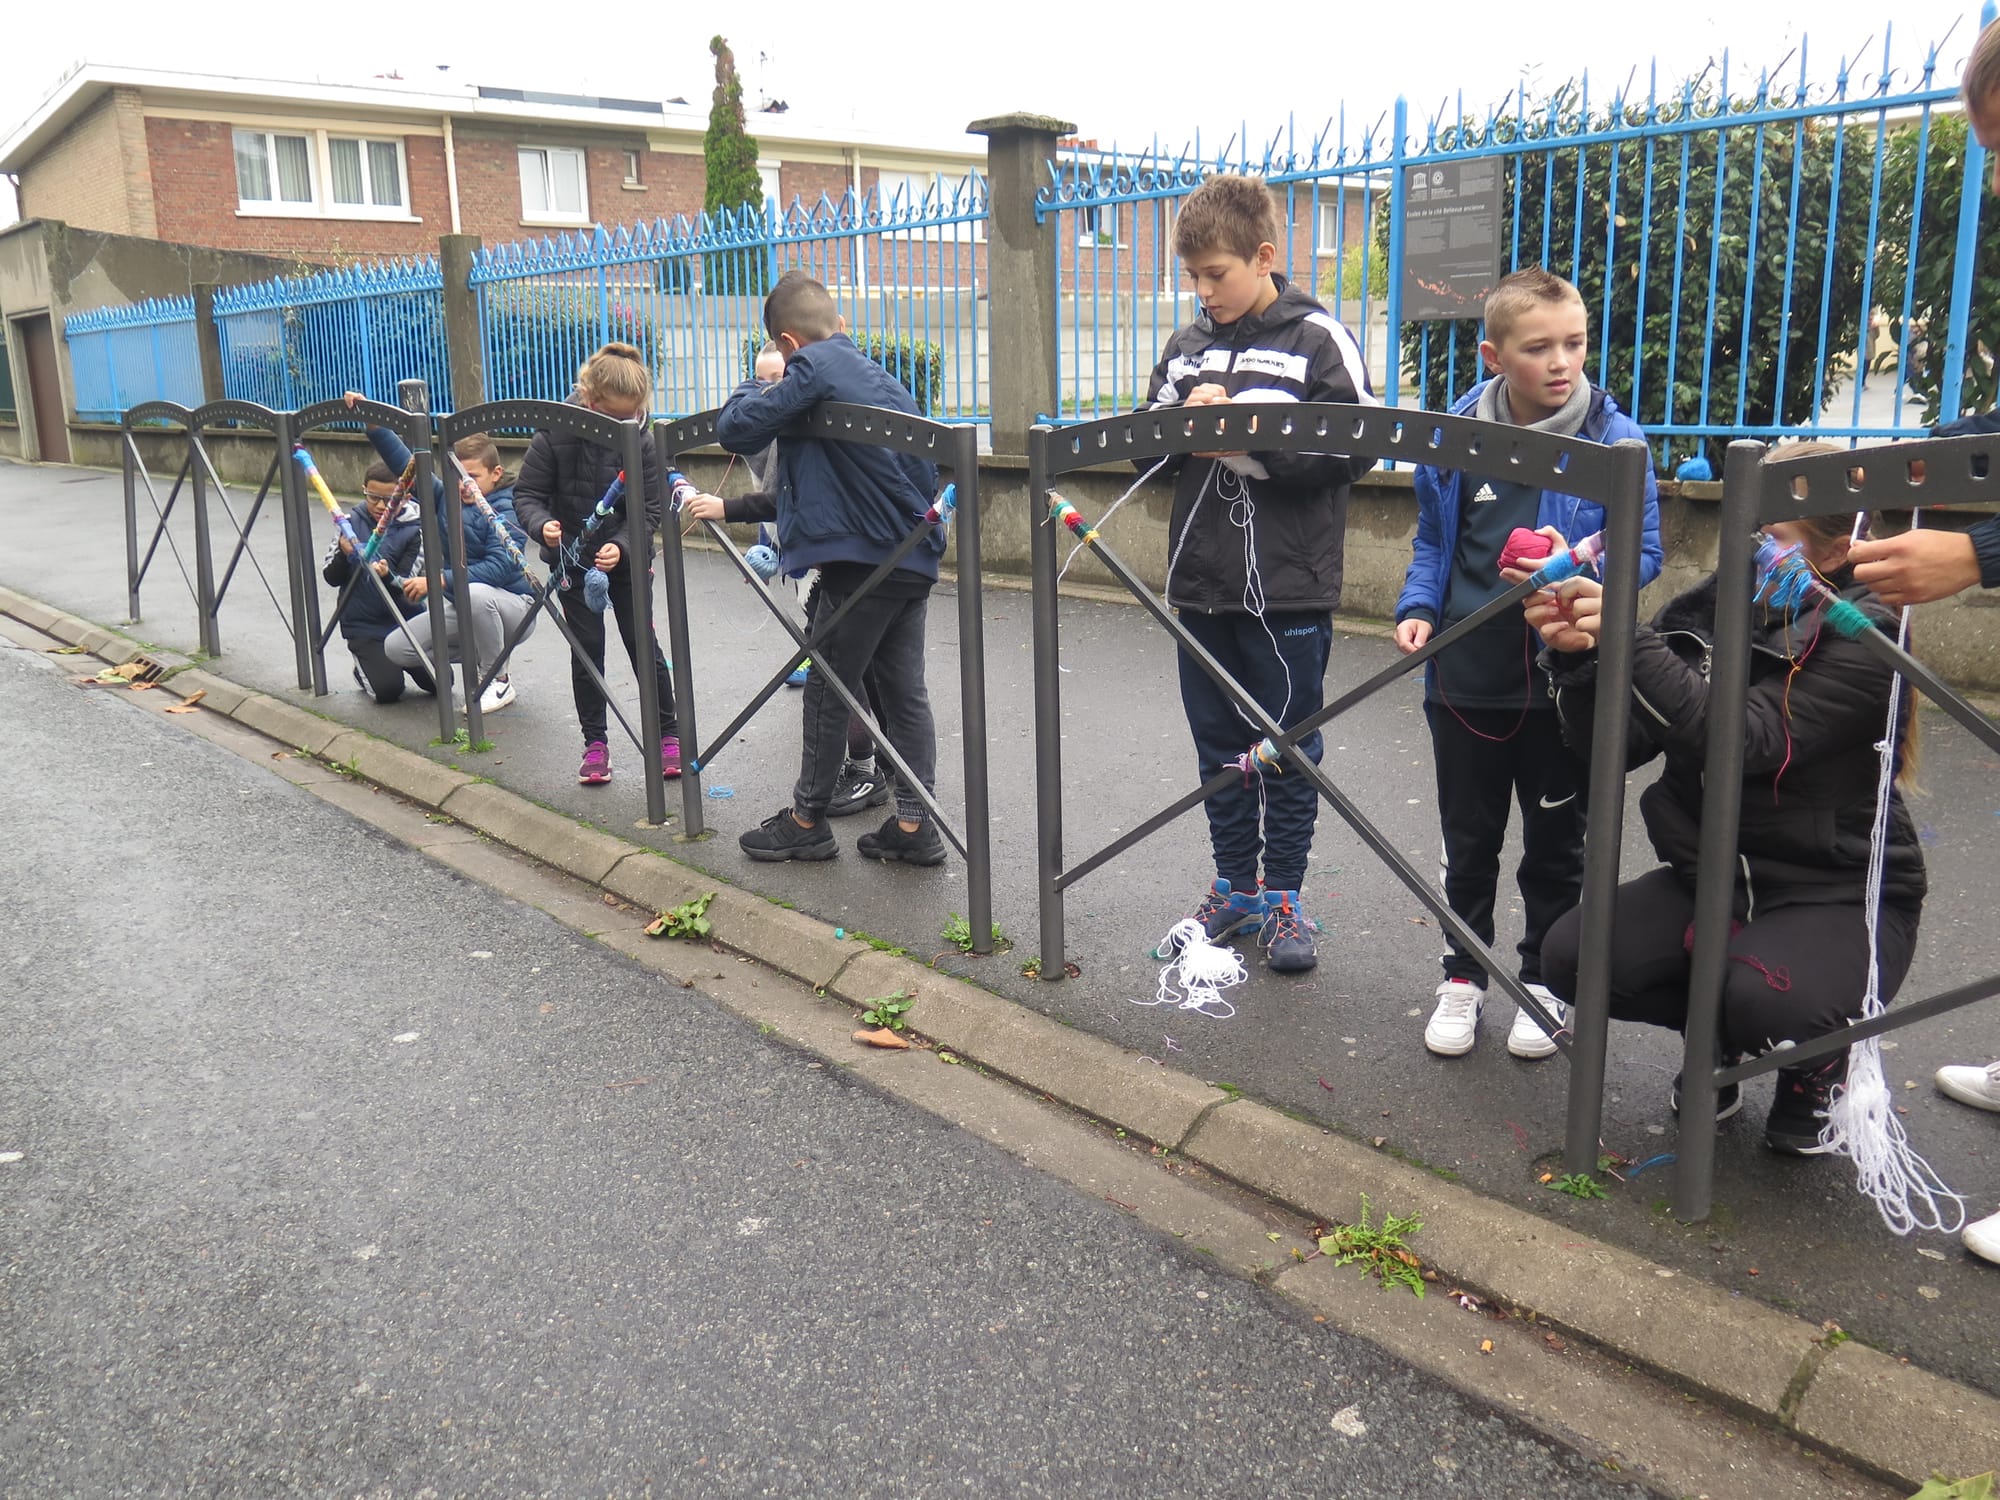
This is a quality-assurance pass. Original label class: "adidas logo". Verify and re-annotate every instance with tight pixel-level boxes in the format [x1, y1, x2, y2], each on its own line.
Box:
[1472, 483, 1498, 504]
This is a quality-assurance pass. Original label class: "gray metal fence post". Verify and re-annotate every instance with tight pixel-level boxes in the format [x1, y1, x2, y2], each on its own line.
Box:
[123, 428, 141, 622]
[1672, 440, 1766, 1221]
[1561, 439, 1648, 1178]
[272, 411, 315, 690]
[655, 456, 704, 836]
[952, 426, 994, 954]
[626, 421, 668, 829]
[188, 426, 221, 658]
[1028, 424, 1066, 978]
[409, 435, 457, 746]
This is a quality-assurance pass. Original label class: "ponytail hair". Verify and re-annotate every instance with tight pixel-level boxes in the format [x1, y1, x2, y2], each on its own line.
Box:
[577, 341, 651, 411]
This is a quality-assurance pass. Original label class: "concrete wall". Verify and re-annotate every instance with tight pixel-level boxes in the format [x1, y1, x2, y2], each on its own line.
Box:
[88, 420, 2000, 692]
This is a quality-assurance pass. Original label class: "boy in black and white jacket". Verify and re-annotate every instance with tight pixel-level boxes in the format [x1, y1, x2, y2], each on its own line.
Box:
[1141, 173, 1376, 974]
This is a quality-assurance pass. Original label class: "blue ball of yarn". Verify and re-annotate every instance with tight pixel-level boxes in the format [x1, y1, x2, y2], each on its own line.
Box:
[1675, 454, 1714, 482]
[582, 566, 612, 612]
[744, 544, 779, 581]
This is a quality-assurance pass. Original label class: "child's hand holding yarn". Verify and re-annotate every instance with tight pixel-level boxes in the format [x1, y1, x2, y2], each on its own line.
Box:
[1524, 577, 1601, 654]
[682, 492, 726, 521]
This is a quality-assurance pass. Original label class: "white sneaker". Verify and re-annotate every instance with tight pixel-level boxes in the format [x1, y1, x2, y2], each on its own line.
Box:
[1424, 980, 1483, 1057]
[1966, 1207, 2000, 1265]
[1935, 1060, 2000, 1113]
[351, 660, 377, 702]
[1508, 983, 1566, 1060]
[478, 675, 518, 715]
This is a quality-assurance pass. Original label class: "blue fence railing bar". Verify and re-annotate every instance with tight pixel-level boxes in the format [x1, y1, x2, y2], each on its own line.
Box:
[469, 173, 988, 422]
[64, 298, 204, 421]
[214, 258, 450, 414]
[1037, 19, 1994, 459]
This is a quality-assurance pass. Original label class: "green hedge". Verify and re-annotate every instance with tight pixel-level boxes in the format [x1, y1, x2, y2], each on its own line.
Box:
[736, 329, 944, 415]
[482, 283, 661, 402]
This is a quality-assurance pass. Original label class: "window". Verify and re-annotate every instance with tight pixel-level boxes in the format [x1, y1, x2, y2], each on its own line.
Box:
[623, 149, 643, 187]
[757, 160, 783, 215]
[1077, 202, 1114, 247]
[519, 146, 589, 223]
[232, 128, 409, 218]
[1316, 198, 1348, 256]
[875, 170, 983, 242]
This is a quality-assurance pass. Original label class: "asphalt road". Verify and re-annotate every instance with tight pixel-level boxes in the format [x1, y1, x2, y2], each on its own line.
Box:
[0, 627, 1664, 1496]
[4, 452, 1996, 1399]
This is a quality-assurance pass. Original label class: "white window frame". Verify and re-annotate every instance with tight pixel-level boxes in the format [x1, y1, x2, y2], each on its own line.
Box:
[1315, 195, 1353, 257]
[757, 159, 784, 218]
[518, 145, 591, 226]
[622, 148, 643, 188]
[875, 169, 984, 244]
[1076, 200, 1121, 249]
[232, 127, 415, 221]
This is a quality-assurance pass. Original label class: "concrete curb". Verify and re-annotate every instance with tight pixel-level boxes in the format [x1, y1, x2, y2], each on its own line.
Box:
[9, 586, 1995, 1492]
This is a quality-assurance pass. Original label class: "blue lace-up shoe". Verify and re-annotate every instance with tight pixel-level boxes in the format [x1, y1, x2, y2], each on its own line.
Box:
[1192, 878, 1264, 942]
[1259, 889, 1318, 973]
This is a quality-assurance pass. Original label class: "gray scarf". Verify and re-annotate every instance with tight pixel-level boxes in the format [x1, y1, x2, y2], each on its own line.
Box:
[1476, 374, 1592, 438]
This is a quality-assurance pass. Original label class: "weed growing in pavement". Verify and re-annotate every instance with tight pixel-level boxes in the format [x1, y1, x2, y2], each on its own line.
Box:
[644, 891, 715, 940]
[941, 911, 1007, 954]
[1316, 1194, 1427, 1297]
[1550, 1172, 1609, 1200]
[858, 991, 914, 1033]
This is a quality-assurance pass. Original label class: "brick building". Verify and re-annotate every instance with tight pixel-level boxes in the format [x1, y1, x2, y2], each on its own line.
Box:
[0, 65, 987, 265]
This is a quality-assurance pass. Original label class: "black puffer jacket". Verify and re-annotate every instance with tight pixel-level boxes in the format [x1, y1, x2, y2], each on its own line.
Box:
[1139, 276, 1377, 614]
[1547, 570, 1926, 914]
[513, 422, 665, 570]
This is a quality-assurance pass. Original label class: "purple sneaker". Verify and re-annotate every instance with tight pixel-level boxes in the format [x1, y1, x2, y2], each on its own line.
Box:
[660, 736, 682, 780]
[578, 741, 612, 785]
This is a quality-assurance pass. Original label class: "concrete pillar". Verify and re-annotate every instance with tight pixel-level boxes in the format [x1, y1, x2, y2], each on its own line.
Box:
[439, 233, 483, 413]
[192, 283, 225, 404]
[969, 113, 1075, 456]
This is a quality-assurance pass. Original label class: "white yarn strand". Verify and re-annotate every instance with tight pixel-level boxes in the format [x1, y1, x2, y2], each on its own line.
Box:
[1058, 457, 1171, 583]
[1139, 919, 1247, 1020]
[1817, 523, 1966, 1236]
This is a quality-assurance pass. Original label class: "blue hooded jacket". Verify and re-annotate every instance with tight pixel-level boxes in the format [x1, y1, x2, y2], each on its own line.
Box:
[713, 334, 941, 581]
[1396, 379, 1664, 628]
[365, 427, 534, 599]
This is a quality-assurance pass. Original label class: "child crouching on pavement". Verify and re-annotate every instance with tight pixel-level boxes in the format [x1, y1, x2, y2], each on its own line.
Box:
[322, 461, 432, 704]
[712, 270, 945, 865]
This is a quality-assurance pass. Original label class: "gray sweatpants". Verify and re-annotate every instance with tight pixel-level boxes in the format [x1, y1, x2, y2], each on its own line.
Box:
[385, 582, 536, 681]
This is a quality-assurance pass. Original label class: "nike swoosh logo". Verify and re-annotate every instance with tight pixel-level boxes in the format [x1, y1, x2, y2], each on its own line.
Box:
[1538, 793, 1577, 810]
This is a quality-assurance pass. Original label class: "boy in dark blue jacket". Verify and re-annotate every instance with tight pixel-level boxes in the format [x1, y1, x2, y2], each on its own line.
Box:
[320, 461, 432, 703]
[1393, 268, 1663, 1060]
[714, 270, 946, 865]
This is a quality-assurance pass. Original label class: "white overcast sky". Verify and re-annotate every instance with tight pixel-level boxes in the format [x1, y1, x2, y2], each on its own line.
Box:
[0, 0, 1985, 227]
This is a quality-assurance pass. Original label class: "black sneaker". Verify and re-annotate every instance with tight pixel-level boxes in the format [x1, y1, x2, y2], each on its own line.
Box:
[1765, 1053, 1848, 1155]
[739, 806, 838, 863]
[1670, 1072, 1743, 1122]
[856, 814, 946, 867]
[826, 765, 891, 818]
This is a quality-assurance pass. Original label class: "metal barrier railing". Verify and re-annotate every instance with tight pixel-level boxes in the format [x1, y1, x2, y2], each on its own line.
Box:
[657, 402, 994, 951]
[121, 400, 306, 678]
[435, 399, 673, 830]
[291, 394, 457, 747]
[1029, 403, 1652, 1174]
[1672, 432, 2000, 1220]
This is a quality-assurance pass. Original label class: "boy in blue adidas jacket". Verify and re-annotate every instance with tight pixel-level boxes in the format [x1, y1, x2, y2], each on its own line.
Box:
[1393, 268, 1662, 1062]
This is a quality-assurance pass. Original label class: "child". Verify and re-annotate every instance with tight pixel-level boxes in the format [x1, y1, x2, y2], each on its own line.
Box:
[320, 460, 432, 703]
[513, 342, 680, 784]
[1395, 268, 1663, 1058]
[1143, 173, 1377, 973]
[342, 394, 536, 715]
[712, 270, 944, 864]
[1527, 498, 1924, 1154]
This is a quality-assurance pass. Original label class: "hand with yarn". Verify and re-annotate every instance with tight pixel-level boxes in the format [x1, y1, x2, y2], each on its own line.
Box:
[582, 567, 612, 612]
[1752, 535, 1818, 617]
[1498, 525, 1563, 581]
[1524, 577, 1601, 653]
[681, 492, 726, 522]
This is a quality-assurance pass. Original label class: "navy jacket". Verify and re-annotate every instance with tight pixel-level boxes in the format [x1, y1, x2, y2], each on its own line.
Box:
[320, 497, 423, 642]
[713, 334, 942, 581]
[1398, 380, 1664, 630]
[1926, 410, 2000, 588]
[365, 427, 533, 599]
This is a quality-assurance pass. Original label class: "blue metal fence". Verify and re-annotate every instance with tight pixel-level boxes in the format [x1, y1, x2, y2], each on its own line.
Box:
[213, 259, 449, 412]
[1039, 21, 1993, 456]
[64, 298, 204, 421]
[470, 174, 989, 421]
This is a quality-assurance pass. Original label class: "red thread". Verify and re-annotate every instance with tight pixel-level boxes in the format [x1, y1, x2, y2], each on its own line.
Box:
[1434, 621, 1534, 744]
[1498, 527, 1555, 573]
[1731, 954, 1792, 991]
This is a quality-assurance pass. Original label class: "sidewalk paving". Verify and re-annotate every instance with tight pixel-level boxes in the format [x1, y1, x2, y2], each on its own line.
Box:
[8, 451, 1998, 1405]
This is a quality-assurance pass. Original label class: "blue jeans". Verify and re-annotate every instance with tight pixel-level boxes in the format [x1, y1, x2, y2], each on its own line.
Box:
[1175, 609, 1332, 894]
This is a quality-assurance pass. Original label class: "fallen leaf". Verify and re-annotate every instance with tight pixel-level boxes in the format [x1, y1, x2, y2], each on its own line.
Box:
[538, 1002, 555, 1015]
[1917, 1286, 1941, 1300]
[1544, 1333, 1566, 1351]
[271, 750, 291, 760]
[46, 645, 86, 655]
[1265, 1232, 1282, 1242]
[163, 700, 203, 714]
[1916, 1247, 1947, 1261]
[1371, 1136, 1387, 1148]
[854, 1027, 911, 1050]
[1479, 1339, 1495, 1354]
[1747, 1267, 1760, 1276]
[128, 680, 155, 691]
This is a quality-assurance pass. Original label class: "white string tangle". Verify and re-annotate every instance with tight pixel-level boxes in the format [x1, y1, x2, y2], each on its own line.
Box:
[1138, 919, 1247, 1020]
[1058, 456, 1171, 583]
[1817, 506, 1966, 1235]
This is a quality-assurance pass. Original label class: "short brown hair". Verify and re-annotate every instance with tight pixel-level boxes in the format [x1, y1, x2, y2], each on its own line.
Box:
[363, 461, 399, 487]
[1967, 18, 2000, 110]
[1483, 268, 1586, 347]
[452, 432, 503, 472]
[1172, 174, 1280, 263]
[764, 270, 841, 343]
